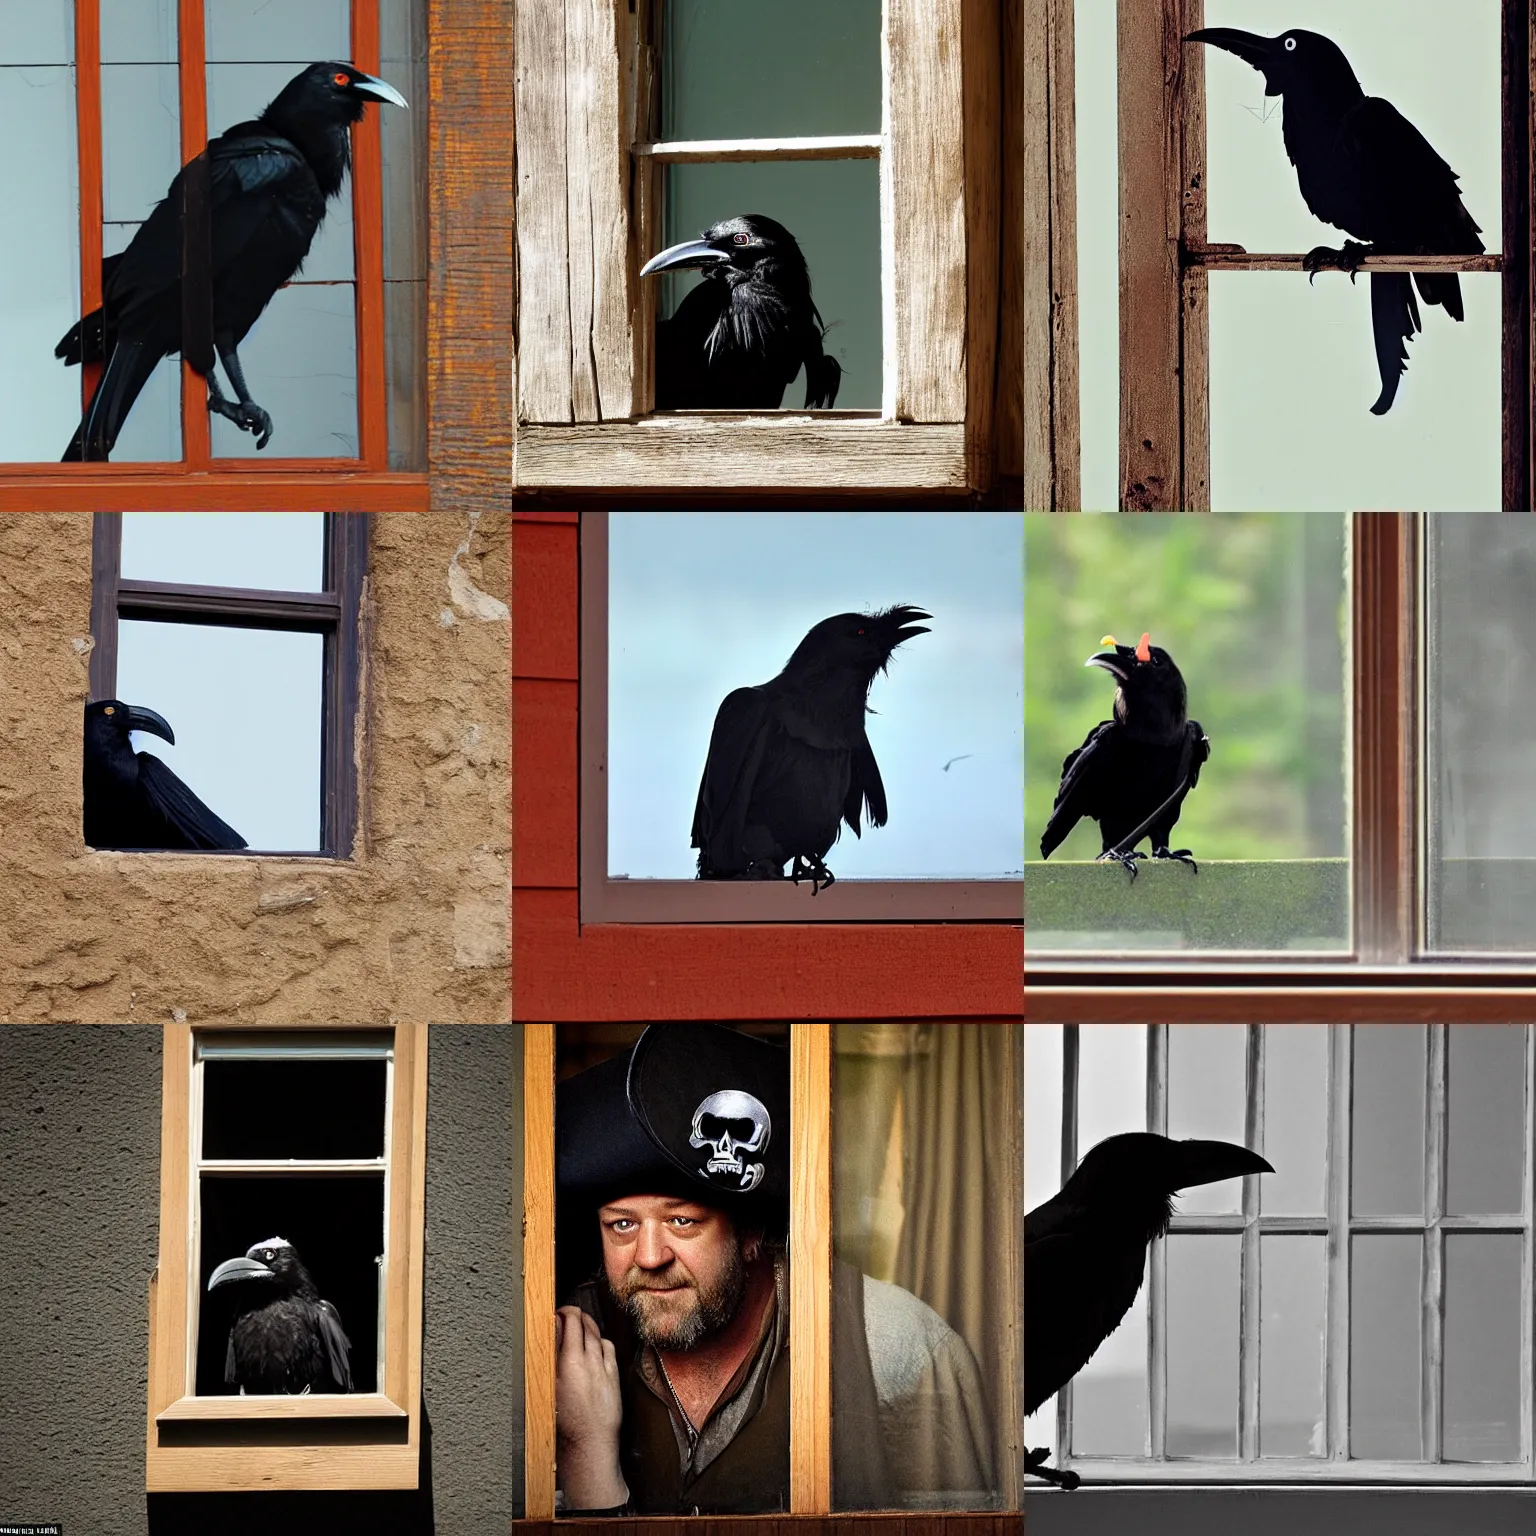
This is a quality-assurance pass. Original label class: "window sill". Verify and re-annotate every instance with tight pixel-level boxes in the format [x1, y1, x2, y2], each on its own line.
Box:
[582, 876, 1024, 924]
[157, 1393, 409, 1422]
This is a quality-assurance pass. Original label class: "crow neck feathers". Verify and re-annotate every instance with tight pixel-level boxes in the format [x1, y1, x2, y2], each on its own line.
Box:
[257, 81, 360, 199]
[1112, 668, 1188, 744]
[1279, 40, 1366, 174]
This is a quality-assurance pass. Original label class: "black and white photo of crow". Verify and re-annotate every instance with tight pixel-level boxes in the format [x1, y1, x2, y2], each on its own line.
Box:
[1025, 1133, 1274, 1488]
[1039, 634, 1209, 878]
[641, 213, 843, 410]
[206, 1237, 354, 1395]
[1187, 27, 1484, 414]
[58, 62, 407, 460]
[692, 606, 930, 892]
[83, 699, 246, 851]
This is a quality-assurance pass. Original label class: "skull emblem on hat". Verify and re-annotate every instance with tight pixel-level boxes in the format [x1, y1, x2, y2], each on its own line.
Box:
[688, 1089, 772, 1191]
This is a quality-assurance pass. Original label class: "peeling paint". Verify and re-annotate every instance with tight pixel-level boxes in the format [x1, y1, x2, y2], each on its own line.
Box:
[447, 509, 511, 622]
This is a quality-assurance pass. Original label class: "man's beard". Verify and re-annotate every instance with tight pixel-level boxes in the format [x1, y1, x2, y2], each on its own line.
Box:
[609, 1241, 749, 1351]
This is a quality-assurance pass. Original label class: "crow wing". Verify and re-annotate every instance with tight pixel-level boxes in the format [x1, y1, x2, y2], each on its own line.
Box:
[1039, 721, 1115, 860]
[691, 686, 773, 870]
[135, 752, 247, 850]
[316, 1299, 353, 1392]
[843, 733, 887, 837]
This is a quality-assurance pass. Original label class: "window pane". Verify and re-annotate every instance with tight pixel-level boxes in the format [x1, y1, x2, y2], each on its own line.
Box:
[1443, 1234, 1521, 1462]
[204, 0, 350, 61]
[607, 512, 1023, 882]
[661, 0, 879, 140]
[1349, 1235, 1422, 1459]
[120, 511, 326, 590]
[115, 619, 323, 851]
[1259, 1236, 1325, 1457]
[202, 1059, 386, 1160]
[832, 1024, 1017, 1510]
[1077, 1024, 1146, 1153]
[1261, 1025, 1328, 1216]
[1025, 513, 1348, 952]
[1351, 1025, 1425, 1217]
[1166, 1234, 1239, 1458]
[1445, 1025, 1526, 1216]
[0, 4, 73, 64]
[102, 0, 177, 65]
[660, 159, 880, 410]
[1167, 1025, 1248, 1216]
[1069, 1286, 1147, 1457]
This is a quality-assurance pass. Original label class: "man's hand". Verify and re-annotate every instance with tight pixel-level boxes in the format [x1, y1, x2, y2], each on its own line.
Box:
[556, 1306, 628, 1509]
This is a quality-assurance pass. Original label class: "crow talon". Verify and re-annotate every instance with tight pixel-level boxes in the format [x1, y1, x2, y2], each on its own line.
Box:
[1096, 848, 1145, 881]
[1155, 847, 1200, 872]
[1026, 1448, 1081, 1491]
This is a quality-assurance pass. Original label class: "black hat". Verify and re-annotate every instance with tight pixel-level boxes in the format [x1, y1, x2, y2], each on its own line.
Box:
[556, 1024, 789, 1223]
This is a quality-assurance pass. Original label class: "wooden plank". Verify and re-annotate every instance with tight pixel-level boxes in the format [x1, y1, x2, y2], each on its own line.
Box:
[511, 519, 580, 681]
[524, 1024, 557, 1519]
[1180, 0, 1210, 510]
[74, 0, 103, 419]
[1048, 0, 1081, 511]
[635, 136, 882, 162]
[789, 1025, 832, 1513]
[147, 1444, 419, 1492]
[1502, 0, 1533, 508]
[1190, 251, 1504, 273]
[961, 0, 1002, 486]
[1024, 988, 1536, 1023]
[177, 0, 211, 467]
[999, 0, 1031, 492]
[0, 471, 428, 512]
[351, 0, 390, 468]
[157, 1394, 408, 1421]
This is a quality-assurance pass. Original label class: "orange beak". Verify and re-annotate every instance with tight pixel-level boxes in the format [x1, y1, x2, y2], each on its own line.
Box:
[1135, 633, 1152, 662]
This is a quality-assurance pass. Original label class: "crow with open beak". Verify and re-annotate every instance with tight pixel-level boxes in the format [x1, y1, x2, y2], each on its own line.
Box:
[692, 606, 931, 892]
[82, 699, 246, 851]
[641, 213, 843, 410]
[1186, 27, 1483, 415]
[1039, 633, 1208, 877]
[1025, 1133, 1274, 1488]
[206, 1237, 354, 1394]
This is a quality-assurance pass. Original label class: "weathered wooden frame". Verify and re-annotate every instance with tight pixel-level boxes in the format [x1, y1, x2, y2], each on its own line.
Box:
[1042, 1022, 1536, 1484]
[146, 1022, 429, 1492]
[512, 0, 1001, 493]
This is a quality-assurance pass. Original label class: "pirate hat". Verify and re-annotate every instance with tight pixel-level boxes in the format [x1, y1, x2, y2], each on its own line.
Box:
[556, 1024, 789, 1223]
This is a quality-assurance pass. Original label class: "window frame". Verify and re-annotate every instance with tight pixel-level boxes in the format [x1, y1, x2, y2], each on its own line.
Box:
[146, 1021, 428, 1493]
[511, 0, 1003, 495]
[86, 510, 368, 859]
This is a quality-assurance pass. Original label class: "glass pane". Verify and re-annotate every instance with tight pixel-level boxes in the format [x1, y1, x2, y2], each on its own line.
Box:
[1069, 1286, 1147, 1457]
[1166, 1234, 1239, 1458]
[120, 511, 326, 590]
[657, 160, 879, 410]
[115, 619, 323, 851]
[1429, 516, 1536, 949]
[1446, 1025, 1526, 1215]
[661, 0, 879, 140]
[1025, 513, 1349, 952]
[607, 512, 1023, 882]
[204, 0, 351, 61]
[202, 1059, 387, 1159]
[0, 3, 72, 65]
[102, 0, 177, 64]
[1443, 1234, 1521, 1462]
[832, 1024, 1017, 1510]
[1261, 1025, 1329, 1215]
[1167, 1025, 1248, 1215]
[1349, 1235, 1422, 1459]
[1351, 1025, 1425, 1216]
[1078, 1024, 1147, 1152]
[1209, 273, 1500, 510]
[1259, 1236, 1325, 1457]
[196, 1172, 383, 1394]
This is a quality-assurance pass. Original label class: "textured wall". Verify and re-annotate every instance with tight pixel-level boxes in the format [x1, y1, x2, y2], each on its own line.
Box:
[0, 511, 509, 1024]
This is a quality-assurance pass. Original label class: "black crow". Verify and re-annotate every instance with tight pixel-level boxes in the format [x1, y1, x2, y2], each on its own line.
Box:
[1039, 634, 1208, 878]
[1025, 1133, 1274, 1488]
[641, 213, 842, 410]
[58, 62, 407, 460]
[692, 606, 931, 892]
[83, 699, 246, 851]
[1187, 27, 1484, 414]
[207, 1237, 353, 1395]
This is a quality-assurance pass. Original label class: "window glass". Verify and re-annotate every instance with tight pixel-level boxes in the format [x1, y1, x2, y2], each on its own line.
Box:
[1350, 1026, 1425, 1218]
[1349, 1234, 1422, 1459]
[1167, 1025, 1248, 1216]
[1025, 512, 1348, 952]
[120, 511, 326, 590]
[202, 1058, 387, 1159]
[1259, 1235, 1326, 1457]
[1443, 1234, 1522, 1462]
[1166, 1234, 1239, 1458]
[1260, 1025, 1328, 1216]
[101, 0, 177, 65]
[1445, 1025, 1526, 1216]
[203, 0, 351, 60]
[607, 512, 1024, 883]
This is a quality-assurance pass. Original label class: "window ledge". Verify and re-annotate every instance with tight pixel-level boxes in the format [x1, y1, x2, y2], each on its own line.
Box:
[157, 1393, 408, 1423]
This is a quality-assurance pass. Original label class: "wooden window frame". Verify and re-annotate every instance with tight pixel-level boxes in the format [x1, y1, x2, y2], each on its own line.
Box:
[512, 0, 1002, 495]
[1042, 1022, 1536, 1485]
[1024, 0, 1536, 510]
[146, 1022, 428, 1493]
[86, 510, 368, 859]
[578, 513, 1024, 923]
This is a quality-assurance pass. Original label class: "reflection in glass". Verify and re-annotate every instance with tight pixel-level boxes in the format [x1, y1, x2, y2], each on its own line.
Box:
[116, 619, 323, 851]
[1259, 1236, 1325, 1457]
[1351, 1026, 1425, 1216]
[120, 512, 326, 591]
[1350, 1235, 1422, 1459]
[607, 512, 1023, 881]
[1261, 1025, 1328, 1215]
[1446, 1025, 1526, 1215]
[1443, 1234, 1521, 1462]
[1167, 1025, 1247, 1215]
[1166, 1234, 1238, 1458]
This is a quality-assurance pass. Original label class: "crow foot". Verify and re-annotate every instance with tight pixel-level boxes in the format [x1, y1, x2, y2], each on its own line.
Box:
[207, 392, 274, 450]
[1096, 847, 1146, 881]
[1153, 847, 1199, 873]
[1026, 1447, 1081, 1491]
[1304, 240, 1373, 286]
[790, 853, 836, 894]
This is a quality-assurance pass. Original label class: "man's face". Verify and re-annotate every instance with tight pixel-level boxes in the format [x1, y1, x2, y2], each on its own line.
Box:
[599, 1194, 751, 1351]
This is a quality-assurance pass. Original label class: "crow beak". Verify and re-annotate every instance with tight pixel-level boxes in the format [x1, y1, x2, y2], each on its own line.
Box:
[640, 238, 732, 278]
[351, 73, 408, 109]
[1085, 650, 1130, 681]
[208, 1255, 276, 1291]
[1170, 1139, 1273, 1192]
[123, 704, 175, 745]
[886, 607, 932, 646]
[1185, 28, 1280, 87]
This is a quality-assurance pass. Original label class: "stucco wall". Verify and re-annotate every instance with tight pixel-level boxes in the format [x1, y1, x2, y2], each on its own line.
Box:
[0, 512, 509, 1023]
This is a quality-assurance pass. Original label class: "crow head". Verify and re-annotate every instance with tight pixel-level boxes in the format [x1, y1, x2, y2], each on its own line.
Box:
[641, 214, 811, 289]
[1086, 633, 1189, 736]
[783, 605, 931, 687]
[268, 62, 409, 128]
[208, 1237, 320, 1302]
[84, 699, 175, 755]
[1185, 28, 1363, 105]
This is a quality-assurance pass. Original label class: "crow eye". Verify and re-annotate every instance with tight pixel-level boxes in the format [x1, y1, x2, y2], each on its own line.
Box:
[333, 71, 351, 86]
[1284, 36, 1297, 51]
[732, 232, 750, 245]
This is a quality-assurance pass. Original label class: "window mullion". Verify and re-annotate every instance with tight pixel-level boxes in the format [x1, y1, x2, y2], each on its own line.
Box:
[1239, 1022, 1263, 1461]
[1057, 1023, 1079, 1462]
[1523, 1023, 1536, 1468]
[176, 0, 211, 466]
[1423, 1022, 1447, 1463]
[1147, 1023, 1168, 1460]
[521, 1023, 556, 1520]
[788, 1022, 832, 1513]
[74, 0, 103, 426]
[1326, 1023, 1351, 1462]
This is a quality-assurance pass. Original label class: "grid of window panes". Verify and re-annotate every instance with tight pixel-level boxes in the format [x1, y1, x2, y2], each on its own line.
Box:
[1031, 1023, 1534, 1481]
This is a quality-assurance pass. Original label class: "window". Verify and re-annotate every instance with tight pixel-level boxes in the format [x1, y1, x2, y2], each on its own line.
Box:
[1027, 1023, 1535, 1484]
[87, 510, 366, 856]
[147, 1022, 427, 1492]
[512, 0, 1003, 494]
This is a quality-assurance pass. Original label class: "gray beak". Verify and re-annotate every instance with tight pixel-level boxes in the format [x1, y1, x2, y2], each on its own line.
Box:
[352, 73, 408, 109]
[208, 1255, 275, 1291]
[1085, 651, 1129, 682]
[640, 238, 732, 278]
[123, 704, 175, 745]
